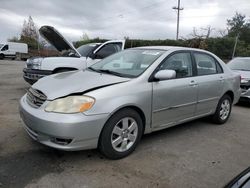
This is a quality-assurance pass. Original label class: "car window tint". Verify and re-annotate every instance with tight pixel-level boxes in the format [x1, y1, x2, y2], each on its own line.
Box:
[1, 45, 8, 51]
[96, 43, 122, 59]
[194, 53, 217, 75]
[159, 52, 193, 78]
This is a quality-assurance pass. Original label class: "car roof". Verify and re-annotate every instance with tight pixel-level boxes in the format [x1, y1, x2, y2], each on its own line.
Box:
[134, 46, 209, 53]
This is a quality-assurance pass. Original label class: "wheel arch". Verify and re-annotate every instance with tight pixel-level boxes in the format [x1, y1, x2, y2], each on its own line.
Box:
[98, 105, 147, 143]
[223, 90, 234, 103]
[110, 105, 146, 132]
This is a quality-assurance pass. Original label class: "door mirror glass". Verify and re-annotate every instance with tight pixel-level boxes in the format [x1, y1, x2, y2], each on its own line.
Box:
[154, 70, 176, 81]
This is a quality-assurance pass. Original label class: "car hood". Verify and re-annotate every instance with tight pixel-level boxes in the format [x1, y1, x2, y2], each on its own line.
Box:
[231, 70, 250, 79]
[39, 25, 81, 57]
[32, 70, 131, 100]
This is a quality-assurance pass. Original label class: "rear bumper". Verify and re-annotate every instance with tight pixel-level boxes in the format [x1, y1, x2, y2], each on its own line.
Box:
[23, 68, 52, 84]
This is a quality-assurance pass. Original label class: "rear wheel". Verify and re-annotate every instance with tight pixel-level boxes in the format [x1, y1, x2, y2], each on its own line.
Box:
[212, 94, 232, 124]
[99, 108, 143, 159]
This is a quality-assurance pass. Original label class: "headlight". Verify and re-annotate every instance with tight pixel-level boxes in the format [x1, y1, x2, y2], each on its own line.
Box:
[45, 96, 95, 113]
[28, 57, 43, 69]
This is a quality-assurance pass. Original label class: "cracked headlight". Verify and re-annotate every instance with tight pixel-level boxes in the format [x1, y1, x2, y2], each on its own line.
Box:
[45, 96, 95, 113]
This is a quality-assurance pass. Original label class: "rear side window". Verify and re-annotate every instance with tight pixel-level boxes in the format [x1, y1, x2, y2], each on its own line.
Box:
[194, 53, 222, 76]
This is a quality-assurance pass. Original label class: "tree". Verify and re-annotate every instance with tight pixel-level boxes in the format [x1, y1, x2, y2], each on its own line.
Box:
[8, 36, 19, 42]
[227, 12, 246, 36]
[19, 16, 39, 50]
[227, 12, 250, 44]
[21, 16, 38, 40]
[80, 33, 89, 41]
[188, 26, 214, 49]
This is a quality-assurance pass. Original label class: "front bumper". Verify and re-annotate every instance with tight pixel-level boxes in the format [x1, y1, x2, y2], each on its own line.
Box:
[240, 83, 250, 101]
[23, 68, 52, 84]
[19, 95, 109, 151]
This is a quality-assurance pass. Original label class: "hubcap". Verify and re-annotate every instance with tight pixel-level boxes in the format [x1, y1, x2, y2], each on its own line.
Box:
[219, 99, 230, 120]
[111, 117, 138, 152]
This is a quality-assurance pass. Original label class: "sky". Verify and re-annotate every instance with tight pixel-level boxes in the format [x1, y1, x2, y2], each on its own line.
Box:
[0, 0, 250, 43]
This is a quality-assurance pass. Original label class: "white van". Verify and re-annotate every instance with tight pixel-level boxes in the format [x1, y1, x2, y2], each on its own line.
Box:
[0, 42, 28, 59]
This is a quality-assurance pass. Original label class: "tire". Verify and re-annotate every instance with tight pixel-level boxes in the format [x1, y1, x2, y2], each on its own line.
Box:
[0, 54, 4, 60]
[99, 108, 143, 159]
[212, 94, 232, 124]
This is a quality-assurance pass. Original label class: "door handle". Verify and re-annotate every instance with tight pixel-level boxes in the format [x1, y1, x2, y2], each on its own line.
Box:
[189, 80, 198, 86]
[219, 76, 225, 82]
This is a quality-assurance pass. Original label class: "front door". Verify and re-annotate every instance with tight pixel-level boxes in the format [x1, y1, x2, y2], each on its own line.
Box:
[152, 52, 198, 130]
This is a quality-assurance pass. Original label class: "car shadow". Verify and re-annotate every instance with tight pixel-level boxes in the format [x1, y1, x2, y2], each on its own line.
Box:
[235, 101, 250, 108]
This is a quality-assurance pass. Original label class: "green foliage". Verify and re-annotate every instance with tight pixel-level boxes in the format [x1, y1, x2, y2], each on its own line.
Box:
[124, 39, 189, 48]
[19, 36, 39, 50]
[74, 38, 107, 48]
[227, 12, 246, 36]
[227, 12, 250, 44]
[8, 36, 19, 42]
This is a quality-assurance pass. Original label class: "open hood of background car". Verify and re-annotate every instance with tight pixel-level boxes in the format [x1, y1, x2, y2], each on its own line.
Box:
[39, 25, 81, 57]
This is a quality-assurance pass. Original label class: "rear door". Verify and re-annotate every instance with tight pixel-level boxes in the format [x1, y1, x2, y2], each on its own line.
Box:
[192, 52, 224, 115]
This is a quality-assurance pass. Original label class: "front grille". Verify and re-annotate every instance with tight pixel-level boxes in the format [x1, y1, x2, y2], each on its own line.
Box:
[241, 85, 250, 91]
[240, 81, 250, 92]
[26, 88, 47, 108]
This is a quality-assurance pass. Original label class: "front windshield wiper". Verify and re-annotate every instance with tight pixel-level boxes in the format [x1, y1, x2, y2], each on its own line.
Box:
[87, 67, 100, 73]
[87, 67, 135, 78]
[97, 69, 127, 77]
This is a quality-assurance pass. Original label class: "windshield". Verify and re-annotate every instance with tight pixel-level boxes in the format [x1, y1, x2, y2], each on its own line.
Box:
[89, 49, 165, 78]
[76, 44, 100, 57]
[228, 58, 250, 71]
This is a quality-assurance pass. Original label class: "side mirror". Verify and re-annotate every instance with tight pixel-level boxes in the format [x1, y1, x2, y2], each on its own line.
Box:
[154, 70, 176, 81]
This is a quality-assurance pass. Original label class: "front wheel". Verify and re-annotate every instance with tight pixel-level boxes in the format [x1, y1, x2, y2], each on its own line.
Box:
[0, 54, 4, 60]
[99, 108, 143, 159]
[212, 94, 232, 124]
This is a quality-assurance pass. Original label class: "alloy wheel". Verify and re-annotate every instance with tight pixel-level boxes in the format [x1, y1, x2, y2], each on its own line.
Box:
[219, 99, 231, 120]
[111, 117, 138, 152]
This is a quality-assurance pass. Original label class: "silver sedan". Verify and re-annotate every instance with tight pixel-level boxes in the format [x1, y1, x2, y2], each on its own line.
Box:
[227, 57, 250, 102]
[19, 46, 241, 159]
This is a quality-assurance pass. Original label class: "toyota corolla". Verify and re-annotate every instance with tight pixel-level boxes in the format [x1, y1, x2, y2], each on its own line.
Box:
[19, 46, 241, 159]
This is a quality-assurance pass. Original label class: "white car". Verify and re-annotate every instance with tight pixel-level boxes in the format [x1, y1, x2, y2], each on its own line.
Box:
[23, 25, 125, 84]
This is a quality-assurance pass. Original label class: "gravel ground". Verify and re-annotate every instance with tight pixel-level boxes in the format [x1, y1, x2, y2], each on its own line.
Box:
[0, 60, 250, 188]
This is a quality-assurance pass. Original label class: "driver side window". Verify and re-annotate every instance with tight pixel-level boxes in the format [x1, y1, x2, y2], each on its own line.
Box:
[1, 45, 8, 51]
[159, 52, 193, 78]
[95, 43, 122, 59]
